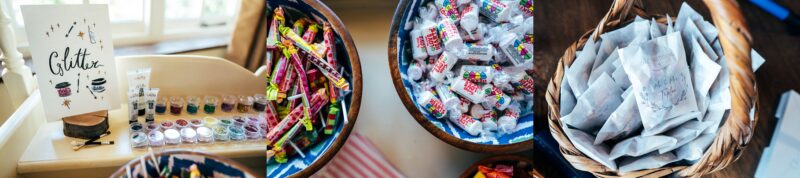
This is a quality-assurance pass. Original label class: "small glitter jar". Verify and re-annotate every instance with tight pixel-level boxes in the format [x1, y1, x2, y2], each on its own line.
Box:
[244, 124, 261, 140]
[229, 125, 246, 141]
[175, 118, 190, 129]
[186, 96, 200, 114]
[203, 116, 218, 126]
[130, 122, 143, 133]
[245, 114, 260, 125]
[213, 126, 230, 142]
[169, 96, 184, 115]
[221, 95, 236, 112]
[156, 97, 168, 114]
[253, 94, 267, 112]
[196, 126, 214, 143]
[130, 131, 148, 149]
[219, 118, 233, 128]
[259, 122, 268, 139]
[148, 130, 165, 147]
[180, 128, 197, 144]
[232, 115, 247, 127]
[190, 118, 204, 128]
[160, 120, 175, 131]
[164, 129, 181, 145]
[203, 96, 218, 114]
[146, 121, 160, 132]
[237, 95, 253, 113]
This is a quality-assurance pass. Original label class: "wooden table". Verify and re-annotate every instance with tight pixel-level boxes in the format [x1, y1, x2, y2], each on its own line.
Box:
[535, 0, 800, 177]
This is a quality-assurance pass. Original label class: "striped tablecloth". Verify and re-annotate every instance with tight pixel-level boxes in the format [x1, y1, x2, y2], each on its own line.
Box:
[311, 133, 405, 178]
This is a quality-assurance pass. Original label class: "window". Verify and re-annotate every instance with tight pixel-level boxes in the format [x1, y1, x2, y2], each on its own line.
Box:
[5, 0, 240, 56]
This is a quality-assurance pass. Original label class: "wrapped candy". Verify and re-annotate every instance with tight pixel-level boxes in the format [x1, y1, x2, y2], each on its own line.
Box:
[478, 0, 511, 22]
[481, 84, 511, 110]
[435, 0, 461, 22]
[266, 7, 285, 49]
[460, 23, 486, 42]
[497, 103, 520, 134]
[449, 112, 483, 136]
[435, 84, 460, 109]
[410, 19, 430, 61]
[417, 90, 448, 119]
[437, 18, 465, 52]
[267, 55, 290, 100]
[322, 22, 340, 102]
[452, 78, 486, 103]
[324, 104, 340, 135]
[429, 52, 458, 82]
[420, 3, 444, 56]
[460, 65, 495, 83]
[280, 26, 350, 92]
[498, 33, 533, 67]
[283, 41, 314, 131]
[460, 43, 494, 61]
[460, 3, 480, 31]
[407, 60, 425, 81]
[519, 0, 533, 17]
[302, 24, 320, 42]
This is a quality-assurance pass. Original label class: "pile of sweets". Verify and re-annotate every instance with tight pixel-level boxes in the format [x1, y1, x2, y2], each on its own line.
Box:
[473, 161, 535, 178]
[559, 3, 765, 173]
[405, 0, 534, 138]
[264, 6, 351, 163]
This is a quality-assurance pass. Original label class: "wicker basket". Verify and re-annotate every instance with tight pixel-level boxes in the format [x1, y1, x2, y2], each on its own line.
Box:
[388, 0, 534, 154]
[545, 0, 758, 177]
[111, 150, 259, 178]
[264, 0, 363, 177]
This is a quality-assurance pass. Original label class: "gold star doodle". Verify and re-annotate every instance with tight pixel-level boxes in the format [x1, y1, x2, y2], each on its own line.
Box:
[78, 31, 85, 40]
[46, 32, 49, 37]
[62, 99, 71, 109]
[50, 25, 54, 31]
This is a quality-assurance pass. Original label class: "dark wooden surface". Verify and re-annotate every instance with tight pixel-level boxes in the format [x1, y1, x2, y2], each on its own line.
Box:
[535, 0, 800, 177]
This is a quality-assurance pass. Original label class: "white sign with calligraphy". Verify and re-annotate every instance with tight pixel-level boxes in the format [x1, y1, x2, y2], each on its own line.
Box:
[21, 5, 120, 120]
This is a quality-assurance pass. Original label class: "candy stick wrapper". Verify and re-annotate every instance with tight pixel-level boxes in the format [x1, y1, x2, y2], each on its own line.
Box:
[280, 26, 350, 90]
[435, 0, 461, 23]
[266, 90, 328, 145]
[293, 18, 307, 35]
[284, 43, 314, 131]
[324, 104, 340, 135]
[302, 23, 320, 43]
[267, 55, 289, 100]
[323, 23, 340, 102]
[266, 7, 285, 49]
[266, 101, 279, 131]
[299, 50, 350, 90]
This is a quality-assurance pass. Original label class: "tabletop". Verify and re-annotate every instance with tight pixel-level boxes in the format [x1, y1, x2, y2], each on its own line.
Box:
[535, 0, 800, 177]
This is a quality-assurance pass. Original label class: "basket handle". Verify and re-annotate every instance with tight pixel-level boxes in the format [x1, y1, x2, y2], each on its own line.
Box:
[682, 0, 757, 176]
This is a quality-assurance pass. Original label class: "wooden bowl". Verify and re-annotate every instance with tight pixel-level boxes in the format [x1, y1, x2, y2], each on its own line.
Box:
[111, 150, 259, 178]
[545, 0, 758, 177]
[459, 155, 538, 178]
[388, 0, 534, 153]
[264, 0, 363, 177]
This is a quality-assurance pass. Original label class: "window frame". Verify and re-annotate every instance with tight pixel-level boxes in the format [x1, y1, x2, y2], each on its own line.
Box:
[6, 0, 239, 57]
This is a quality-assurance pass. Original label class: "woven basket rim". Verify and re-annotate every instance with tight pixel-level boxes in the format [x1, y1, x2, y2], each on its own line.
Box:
[544, 0, 759, 177]
[386, 0, 534, 153]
